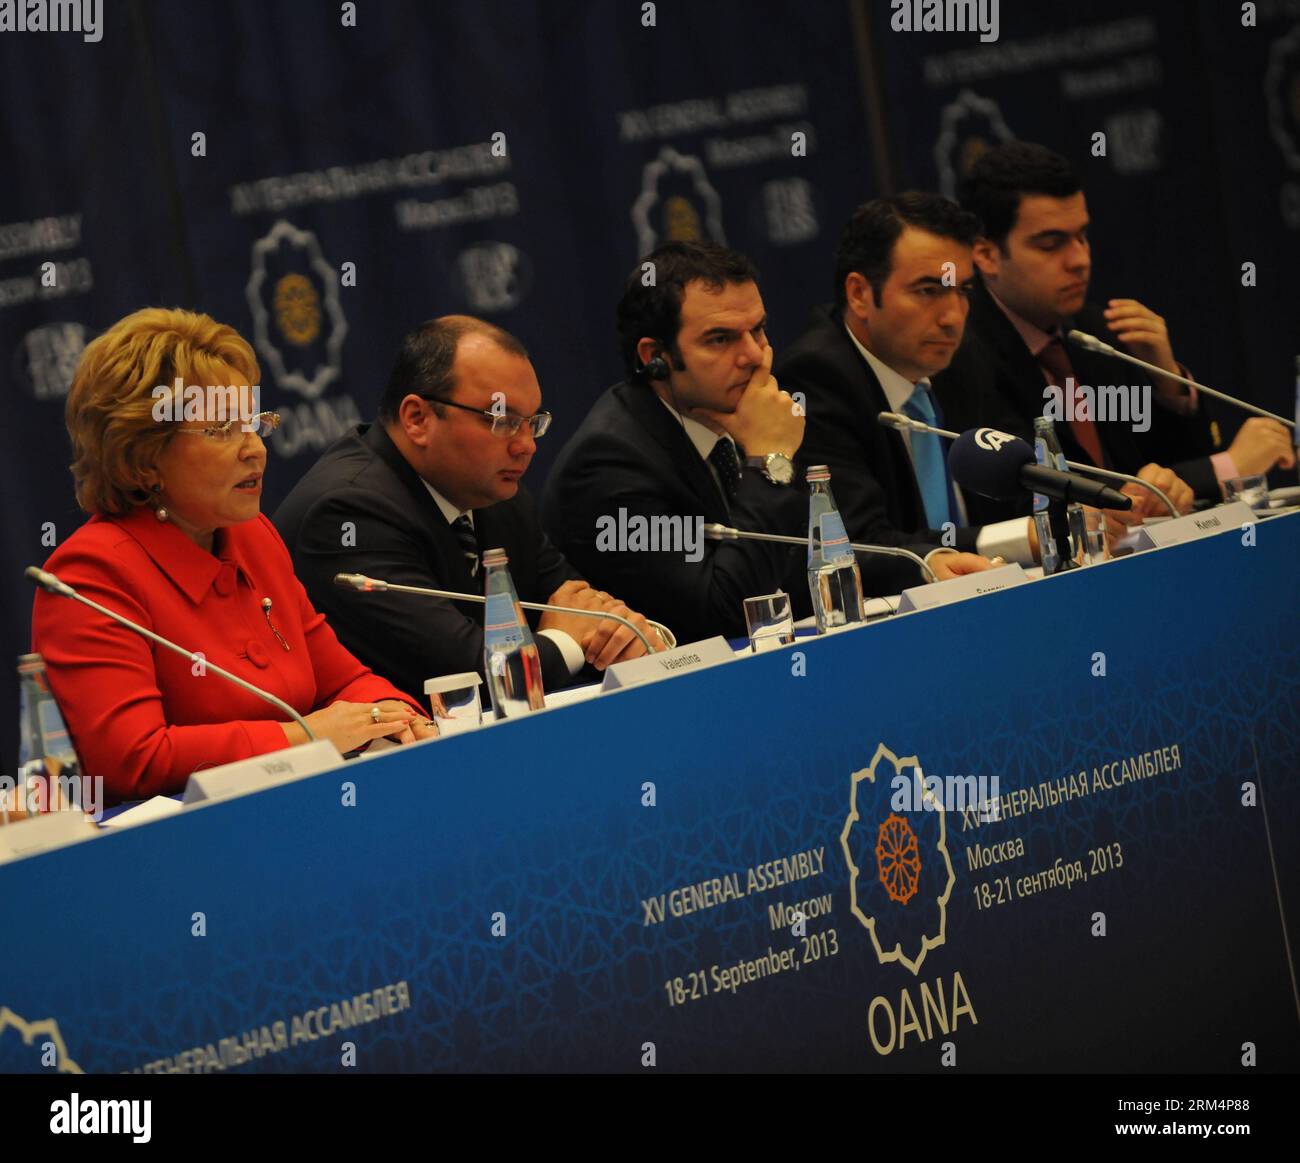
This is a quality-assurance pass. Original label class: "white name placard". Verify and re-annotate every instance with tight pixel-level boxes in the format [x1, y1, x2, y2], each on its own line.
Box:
[897, 563, 1029, 613]
[601, 636, 735, 691]
[1132, 502, 1257, 551]
[0, 810, 99, 865]
[182, 739, 344, 805]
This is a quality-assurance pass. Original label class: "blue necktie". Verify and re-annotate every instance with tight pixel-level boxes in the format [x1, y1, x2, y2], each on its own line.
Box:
[901, 382, 953, 531]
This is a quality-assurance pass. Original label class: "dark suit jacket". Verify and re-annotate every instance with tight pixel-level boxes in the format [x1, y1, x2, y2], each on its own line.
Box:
[274, 423, 580, 708]
[542, 382, 807, 645]
[776, 304, 980, 594]
[933, 281, 1219, 503]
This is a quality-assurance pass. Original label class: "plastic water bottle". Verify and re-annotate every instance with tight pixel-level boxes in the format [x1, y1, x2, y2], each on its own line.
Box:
[481, 548, 545, 720]
[14, 653, 82, 818]
[806, 465, 865, 633]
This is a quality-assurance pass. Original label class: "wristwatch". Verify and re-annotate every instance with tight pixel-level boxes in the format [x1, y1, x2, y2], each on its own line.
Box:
[745, 451, 795, 486]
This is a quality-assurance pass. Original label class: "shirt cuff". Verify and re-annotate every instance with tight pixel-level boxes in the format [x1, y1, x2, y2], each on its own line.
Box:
[975, 518, 1034, 565]
[1211, 451, 1240, 496]
[537, 628, 586, 676]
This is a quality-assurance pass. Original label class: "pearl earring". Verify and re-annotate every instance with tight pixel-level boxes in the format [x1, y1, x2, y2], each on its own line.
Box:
[152, 482, 168, 523]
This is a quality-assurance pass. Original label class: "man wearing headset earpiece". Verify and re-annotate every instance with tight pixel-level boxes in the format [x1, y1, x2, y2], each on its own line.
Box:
[542, 241, 812, 644]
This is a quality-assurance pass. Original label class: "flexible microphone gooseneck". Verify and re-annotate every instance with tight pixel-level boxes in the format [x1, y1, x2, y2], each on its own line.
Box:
[701, 524, 938, 584]
[332, 573, 663, 654]
[1066, 331, 1295, 429]
[25, 566, 317, 742]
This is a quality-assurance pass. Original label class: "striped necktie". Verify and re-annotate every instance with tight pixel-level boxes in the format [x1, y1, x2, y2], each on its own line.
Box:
[452, 513, 479, 578]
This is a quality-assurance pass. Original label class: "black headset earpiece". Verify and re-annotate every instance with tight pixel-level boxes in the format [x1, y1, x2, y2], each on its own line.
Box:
[644, 353, 671, 382]
[644, 346, 690, 436]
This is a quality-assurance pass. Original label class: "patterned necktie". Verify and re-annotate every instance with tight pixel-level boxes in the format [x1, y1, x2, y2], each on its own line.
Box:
[1038, 336, 1106, 468]
[452, 513, 479, 578]
[708, 438, 742, 507]
[900, 382, 953, 531]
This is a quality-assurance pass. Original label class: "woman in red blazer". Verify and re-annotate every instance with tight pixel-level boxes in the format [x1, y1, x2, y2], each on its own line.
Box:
[31, 308, 437, 804]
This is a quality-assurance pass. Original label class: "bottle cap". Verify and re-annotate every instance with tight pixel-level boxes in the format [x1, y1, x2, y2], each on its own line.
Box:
[481, 547, 509, 567]
[806, 465, 830, 482]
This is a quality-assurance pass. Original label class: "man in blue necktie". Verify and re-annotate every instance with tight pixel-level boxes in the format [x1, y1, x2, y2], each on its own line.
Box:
[779, 192, 1041, 594]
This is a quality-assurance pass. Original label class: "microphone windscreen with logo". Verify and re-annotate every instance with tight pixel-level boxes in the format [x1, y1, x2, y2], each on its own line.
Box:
[947, 427, 1035, 500]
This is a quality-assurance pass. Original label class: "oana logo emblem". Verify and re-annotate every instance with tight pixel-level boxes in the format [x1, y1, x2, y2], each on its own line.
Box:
[840, 743, 955, 975]
[0, 1006, 82, 1073]
[245, 220, 347, 400]
[975, 427, 1016, 451]
[631, 146, 725, 256]
[933, 88, 1013, 200]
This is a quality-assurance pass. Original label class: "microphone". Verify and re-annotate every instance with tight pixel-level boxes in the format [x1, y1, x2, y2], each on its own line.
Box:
[879, 410, 945, 438]
[947, 429, 1134, 509]
[878, 411, 1177, 517]
[702, 524, 938, 584]
[332, 573, 665, 654]
[1067, 330, 1296, 430]
[25, 566, 317, 742]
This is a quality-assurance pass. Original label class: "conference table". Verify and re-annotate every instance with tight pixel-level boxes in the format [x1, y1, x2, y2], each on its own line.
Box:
[2, 510, 1297, 1074]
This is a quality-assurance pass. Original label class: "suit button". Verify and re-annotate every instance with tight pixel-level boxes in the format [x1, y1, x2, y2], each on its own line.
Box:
[245, 640, 269, 668]
[214, 563, 237, 597]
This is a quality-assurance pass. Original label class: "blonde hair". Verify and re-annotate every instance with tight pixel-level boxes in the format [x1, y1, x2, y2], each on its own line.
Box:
[66, 308, 261, 515]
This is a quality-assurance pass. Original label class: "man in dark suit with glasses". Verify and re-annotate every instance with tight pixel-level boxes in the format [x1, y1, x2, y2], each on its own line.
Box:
[275, 315, 662, 706]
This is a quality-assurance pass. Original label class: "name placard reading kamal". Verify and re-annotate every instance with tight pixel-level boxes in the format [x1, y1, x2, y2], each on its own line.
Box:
[1133, 501, 1257, 550]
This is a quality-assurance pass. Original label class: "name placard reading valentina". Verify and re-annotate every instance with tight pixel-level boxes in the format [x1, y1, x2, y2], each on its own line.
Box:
[601, 636, 736, 691]
[1133, 501, 1257, 551]
[897, 562, 1029, 613]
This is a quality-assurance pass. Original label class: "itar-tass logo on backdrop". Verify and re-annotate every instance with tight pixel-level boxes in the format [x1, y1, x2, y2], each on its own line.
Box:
[457, 241, 532, 313]
[13, 322, 87, 402]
